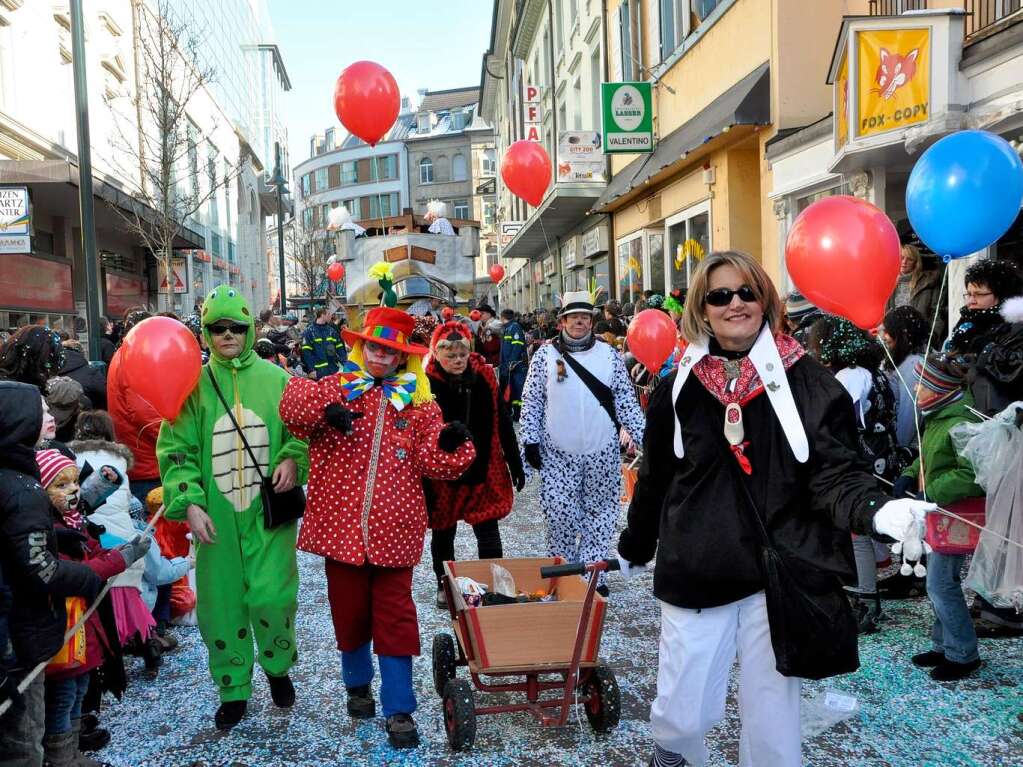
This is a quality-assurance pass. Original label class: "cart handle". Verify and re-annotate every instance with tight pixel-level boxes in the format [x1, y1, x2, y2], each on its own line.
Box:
[539, 559, 621, 579]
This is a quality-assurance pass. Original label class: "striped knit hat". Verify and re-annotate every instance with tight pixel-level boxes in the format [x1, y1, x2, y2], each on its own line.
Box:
[914, 354, 965, 415]
[36, 448, 76, 488]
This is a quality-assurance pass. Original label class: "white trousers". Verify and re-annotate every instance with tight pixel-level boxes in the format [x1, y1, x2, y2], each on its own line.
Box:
[651, 592, 802, 767]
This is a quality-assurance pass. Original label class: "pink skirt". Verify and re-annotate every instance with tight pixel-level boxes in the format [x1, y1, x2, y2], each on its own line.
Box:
[110, 586, 156, 645]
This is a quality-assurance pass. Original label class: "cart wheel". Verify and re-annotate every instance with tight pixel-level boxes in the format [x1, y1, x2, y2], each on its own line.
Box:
[579, 666, 621, 732]
[432, 633, 457, 697]
[442, 679, 476, 751]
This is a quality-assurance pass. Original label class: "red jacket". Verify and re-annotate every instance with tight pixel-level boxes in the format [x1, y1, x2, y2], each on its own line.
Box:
[280, 374, 475, 567]
[107, 348, 161, 481]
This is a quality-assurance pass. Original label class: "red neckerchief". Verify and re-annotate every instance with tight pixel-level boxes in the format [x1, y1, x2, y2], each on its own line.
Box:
[691, 333, 804, 474]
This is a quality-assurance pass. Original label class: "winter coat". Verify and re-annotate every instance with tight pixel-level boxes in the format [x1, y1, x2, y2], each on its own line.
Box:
[476, 326, 502, 367]
[69, 439, 144, 590]
[500, 321, 527, 376]
[887, 267, 947, 345]
[301, 321, 345, 378]
[58, 346, 107, 411]
[280, 374, 475, 567]
[900, 394, 984, 507]
[0, 381, 106, 669]
[107, 347, 161, 481]
[889, 354, 923, 449]
[424, 353, 521, 529]
[133, 518, 189, 611]
[619, 355, 889, 611]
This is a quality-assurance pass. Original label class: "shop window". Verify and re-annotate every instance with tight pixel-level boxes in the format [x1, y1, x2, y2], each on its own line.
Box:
[646, 231, 665, 294]
[665, 201, 710, 292]
[616, 233, 644, 302]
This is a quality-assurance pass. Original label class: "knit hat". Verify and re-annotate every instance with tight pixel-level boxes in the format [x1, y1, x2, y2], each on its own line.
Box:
[145, 486, 163, 518]
[45, 376, 84, 429]
[36, 448, 76, 488]
[914, 354, 964, 395]
[785, 291, 817, 323]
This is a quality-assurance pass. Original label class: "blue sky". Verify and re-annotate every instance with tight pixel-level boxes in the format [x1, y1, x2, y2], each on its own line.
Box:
[268, 0, 494, 172]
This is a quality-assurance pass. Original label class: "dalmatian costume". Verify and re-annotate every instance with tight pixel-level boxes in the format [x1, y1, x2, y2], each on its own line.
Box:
[519, 291, 645, 585]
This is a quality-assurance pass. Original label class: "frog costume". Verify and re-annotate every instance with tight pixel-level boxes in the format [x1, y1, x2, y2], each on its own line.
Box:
[157, 286, 309, 708]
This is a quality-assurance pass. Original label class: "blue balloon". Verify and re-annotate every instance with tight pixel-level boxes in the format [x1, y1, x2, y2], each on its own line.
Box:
[906, 130, 1023, 259]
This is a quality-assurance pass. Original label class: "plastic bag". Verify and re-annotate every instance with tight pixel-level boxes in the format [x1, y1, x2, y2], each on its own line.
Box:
[950, 402, 1020, 491]
[801, 689, 860, 739]
[456, 576, 487, 608]
[490, 564, 516, 598]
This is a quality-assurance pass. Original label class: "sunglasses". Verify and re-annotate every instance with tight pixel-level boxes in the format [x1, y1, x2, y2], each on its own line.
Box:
[704, 286, 757, 307]
[206, 322, 248, 336]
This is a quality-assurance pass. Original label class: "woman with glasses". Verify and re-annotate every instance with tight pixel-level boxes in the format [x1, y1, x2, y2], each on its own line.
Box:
[157, 286, 309, 731]
[947, 258, 1023, 355]
[618, 251, 934, 767]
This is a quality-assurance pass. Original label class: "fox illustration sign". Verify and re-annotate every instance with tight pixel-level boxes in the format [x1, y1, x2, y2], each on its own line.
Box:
[856, 28, 931, 138]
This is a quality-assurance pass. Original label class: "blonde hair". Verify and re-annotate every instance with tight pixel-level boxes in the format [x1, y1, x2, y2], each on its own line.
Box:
[348, 340, 433, 407]
[680, 250, 783, 344]
[901, 243, 924, 291]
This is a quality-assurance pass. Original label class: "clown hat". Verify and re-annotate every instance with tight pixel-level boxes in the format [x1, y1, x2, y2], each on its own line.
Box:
[558, 290, 594, 317]
[342, 307, 430, 355]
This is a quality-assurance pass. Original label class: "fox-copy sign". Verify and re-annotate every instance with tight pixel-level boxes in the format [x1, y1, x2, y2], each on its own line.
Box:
[601, 82, 653, 154]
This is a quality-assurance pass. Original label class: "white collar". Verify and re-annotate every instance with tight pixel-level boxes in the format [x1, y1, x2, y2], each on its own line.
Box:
[672, 324, 809, 463]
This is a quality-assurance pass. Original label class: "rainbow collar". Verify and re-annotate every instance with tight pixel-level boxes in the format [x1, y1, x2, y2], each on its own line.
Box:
[337, 362, 416, 411]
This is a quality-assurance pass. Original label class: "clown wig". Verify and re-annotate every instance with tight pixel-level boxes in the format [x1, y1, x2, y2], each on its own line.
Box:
[347, 339, 433, 408]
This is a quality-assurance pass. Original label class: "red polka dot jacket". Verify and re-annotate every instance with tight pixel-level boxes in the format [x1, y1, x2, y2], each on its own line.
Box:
[279, 374, 476, 567]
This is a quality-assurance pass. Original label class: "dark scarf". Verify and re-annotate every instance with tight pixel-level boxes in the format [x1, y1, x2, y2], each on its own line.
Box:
[557, 331, 595, 353]
[949, 304, 1004, 354]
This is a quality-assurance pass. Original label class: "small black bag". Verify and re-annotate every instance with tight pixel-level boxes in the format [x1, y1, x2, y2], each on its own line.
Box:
[206, 367, 305, 529]
[729, 449, 859, 680]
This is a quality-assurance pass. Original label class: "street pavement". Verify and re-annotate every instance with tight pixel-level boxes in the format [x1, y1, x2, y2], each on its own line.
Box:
[96, 475, 1023, 767]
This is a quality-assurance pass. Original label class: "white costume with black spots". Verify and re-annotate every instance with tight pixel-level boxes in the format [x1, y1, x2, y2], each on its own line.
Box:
[520, 339, 644, 583]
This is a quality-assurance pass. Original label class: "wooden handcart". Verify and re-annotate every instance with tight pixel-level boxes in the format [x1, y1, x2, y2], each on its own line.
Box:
[432, 557, 621, 751]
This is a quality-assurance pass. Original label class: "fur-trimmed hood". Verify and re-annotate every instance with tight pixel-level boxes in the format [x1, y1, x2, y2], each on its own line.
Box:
[68, 439, 135, 470]
[1001, 296, 1023, 324]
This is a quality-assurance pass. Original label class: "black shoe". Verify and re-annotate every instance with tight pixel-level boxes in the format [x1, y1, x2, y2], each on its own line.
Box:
[911, 650, 945, 668]
[930, 657, 982, 682]
[385, 713, 420, 749]
[143, 636, 162, 675]
[346, 684, 375, 719]
[848, 592, 883, 635]
[78, 721, 111, 753]
[214, 700, 247, 731]
[877, 572, 926, 599]
[266, 673, 295, 708]
[973, 619, 1023, 639]
[596, 584, 610, 598]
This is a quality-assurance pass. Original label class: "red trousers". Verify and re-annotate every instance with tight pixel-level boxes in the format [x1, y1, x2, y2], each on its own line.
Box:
[324, 560, 421, 656]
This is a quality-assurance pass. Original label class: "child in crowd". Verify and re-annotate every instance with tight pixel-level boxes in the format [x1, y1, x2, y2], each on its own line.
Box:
[129, 490, 191, 636]
[144, 487, 195, 640]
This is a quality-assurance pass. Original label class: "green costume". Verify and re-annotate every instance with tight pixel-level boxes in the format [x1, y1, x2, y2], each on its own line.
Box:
[158, 286, 309, 702]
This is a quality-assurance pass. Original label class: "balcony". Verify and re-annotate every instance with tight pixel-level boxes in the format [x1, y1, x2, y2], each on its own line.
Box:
[868, 0, 1023, 41]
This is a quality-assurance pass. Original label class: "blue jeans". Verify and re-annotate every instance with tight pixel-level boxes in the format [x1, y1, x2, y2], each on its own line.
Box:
[43, 675, 89, 736]
[927, 551, 980, 664]
[341, 642, 416, 718]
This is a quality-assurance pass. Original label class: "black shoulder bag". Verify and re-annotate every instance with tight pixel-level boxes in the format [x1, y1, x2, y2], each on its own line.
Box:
[726, 445, 860, 680]
[557, 345, 621, 431]
[206, 367, 305, 529]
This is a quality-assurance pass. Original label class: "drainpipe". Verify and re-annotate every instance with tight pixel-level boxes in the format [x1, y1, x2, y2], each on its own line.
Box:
[547, 0, 558, 309]
[601, 0, 616, 298]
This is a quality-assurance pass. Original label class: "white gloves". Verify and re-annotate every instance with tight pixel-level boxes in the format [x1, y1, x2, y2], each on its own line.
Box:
[617, 556, 646, 580]
[873, 498, 936, 577]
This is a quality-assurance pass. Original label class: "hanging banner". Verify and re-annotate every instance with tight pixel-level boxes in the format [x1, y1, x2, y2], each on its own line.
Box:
[835, 50, 849, 151]
[557, 131, 606, 182]
[0, 187, 31, 254]
[159, 257, 188, 294]
[856, 28, 930, 139]
[601, 82, 653, 153]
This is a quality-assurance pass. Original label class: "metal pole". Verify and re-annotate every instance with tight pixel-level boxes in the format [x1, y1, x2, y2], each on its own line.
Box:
[70, 0, 102, 361]
[274, 142, 287, 315]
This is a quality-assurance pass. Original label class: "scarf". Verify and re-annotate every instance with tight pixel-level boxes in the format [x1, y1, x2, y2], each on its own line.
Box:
[694, 332, 805, 407]
[557, 331, 595, 353]
[337, 361, 417, 411]
[949, 304, 1004, 354]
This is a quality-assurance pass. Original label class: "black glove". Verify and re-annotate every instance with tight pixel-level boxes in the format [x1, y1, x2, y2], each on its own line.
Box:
[325, 403, 363, 435]
[892, 475, 915, 499]
[54, 527, 88, 557]
[524, 443, 542, 471]
[438, 422, 472, 453]
[84, 519, 106, 540]
[509, 462, 526, 492]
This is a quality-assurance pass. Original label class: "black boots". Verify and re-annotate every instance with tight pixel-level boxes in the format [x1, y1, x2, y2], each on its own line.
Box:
[214, 700, 247, 731]
[266, 673, 295, 708]
[346, 684, 376, 719]
[385, 713, 420, 749]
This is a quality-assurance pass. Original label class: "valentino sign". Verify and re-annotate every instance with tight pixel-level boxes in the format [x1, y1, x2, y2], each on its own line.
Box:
[601, 82, 654, 153]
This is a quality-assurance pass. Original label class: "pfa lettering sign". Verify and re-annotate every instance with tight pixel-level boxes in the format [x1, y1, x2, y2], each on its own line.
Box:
[856, 28, 930, 139]
[601, 82, 653, 154]
[0, 187, 31, 254]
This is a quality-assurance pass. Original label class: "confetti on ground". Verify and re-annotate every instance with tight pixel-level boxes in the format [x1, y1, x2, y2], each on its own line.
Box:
[94, 476, 1023, 766]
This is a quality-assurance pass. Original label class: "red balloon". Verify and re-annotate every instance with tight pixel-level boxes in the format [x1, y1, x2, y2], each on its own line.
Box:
[785, 195, 900, 329]
[627, 310, 678, 372]
[327, 262, 345, 282]
[469, 309, 481, 321]
[441, 307, 455, 321]
[488, 264, 505, 283]
[333, 61, 400, 146]
[119, 317, 201, 421]
[501, 140, 551, 208]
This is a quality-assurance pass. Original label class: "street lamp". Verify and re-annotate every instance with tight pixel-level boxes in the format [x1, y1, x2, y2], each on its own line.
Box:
[271, 142, 289, 315]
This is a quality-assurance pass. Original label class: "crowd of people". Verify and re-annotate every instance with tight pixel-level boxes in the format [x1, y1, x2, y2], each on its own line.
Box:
[0, 248, 1020, 766]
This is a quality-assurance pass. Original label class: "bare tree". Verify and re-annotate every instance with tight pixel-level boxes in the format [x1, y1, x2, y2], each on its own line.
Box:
[284, 221, 332, 309]
[107, 0, 240, 309]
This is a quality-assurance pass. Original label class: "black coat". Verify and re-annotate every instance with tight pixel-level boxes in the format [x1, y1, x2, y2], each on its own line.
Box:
[619, 355, 889, 610]
[58, 347, 107, 411]
[0, 381, 103, 669]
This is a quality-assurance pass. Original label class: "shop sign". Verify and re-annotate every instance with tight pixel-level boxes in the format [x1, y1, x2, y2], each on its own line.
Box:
[601, 82, 653, 153]
[532, 261, 543, 284]
[561, 237, 577, 270]
[105, 272, 148, 317]
[542, 255, 556, 277]
[582, 225, 606, 257]
[191, 249, 212, 263]
[159, 257, 188, 294]
[557, 131, 606, 182]
[0, 186, 31, 254]
[499, 221, 523, 246]
[0, 254, 73, 311]
[524, 83, 542, 143]
[856, 28, 930, 139]
[214, 257, 227, 271]
[835, 50, 849, 151]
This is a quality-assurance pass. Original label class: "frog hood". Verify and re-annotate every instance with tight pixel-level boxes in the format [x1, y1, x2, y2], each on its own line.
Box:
[200, 285, 255, 365]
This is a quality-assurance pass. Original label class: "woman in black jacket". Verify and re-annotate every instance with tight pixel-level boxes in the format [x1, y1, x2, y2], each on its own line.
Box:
[618, 251, 934, 767]
[0, 381, 105, 764]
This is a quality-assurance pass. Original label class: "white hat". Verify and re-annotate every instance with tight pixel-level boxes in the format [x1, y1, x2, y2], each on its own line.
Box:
[558, 290, 594, 317]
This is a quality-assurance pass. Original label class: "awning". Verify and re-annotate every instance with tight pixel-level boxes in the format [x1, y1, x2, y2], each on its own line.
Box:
[0, 159, 205, 249]
[500, 184, 606, 261]
[592, 61, 771, 212]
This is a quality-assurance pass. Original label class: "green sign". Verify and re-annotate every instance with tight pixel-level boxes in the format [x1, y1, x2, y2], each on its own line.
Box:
[601, 82, 654, 154]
